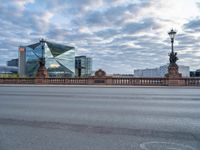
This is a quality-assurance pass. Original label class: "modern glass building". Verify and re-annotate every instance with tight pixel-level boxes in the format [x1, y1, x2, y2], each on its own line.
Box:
[75, 56, 92, 77]
[19, 40, 75, 77]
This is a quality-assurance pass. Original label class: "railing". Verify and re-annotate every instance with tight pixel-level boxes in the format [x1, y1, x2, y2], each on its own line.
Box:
[0, 77, 200, 86]
[184, 78, 200, 86]
[112, 77, 168, 86]
[0, 78, 35, 84]
[43, 78, 88, 85]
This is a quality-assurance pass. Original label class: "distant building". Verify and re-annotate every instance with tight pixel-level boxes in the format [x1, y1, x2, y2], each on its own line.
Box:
[134, 68, 159, 77]
[112, 74, 135, 78]
[75, 56, 92, 77]
[7, 59, 18, 67]
[18, 40, 75, 78]
[190, 69, 200, 77]
[0, 66, 18, 74]
[134, 64, 190, 77]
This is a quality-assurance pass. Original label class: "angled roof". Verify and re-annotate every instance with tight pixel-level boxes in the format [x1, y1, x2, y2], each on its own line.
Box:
[25, 40, 75, 57]
[46, 41, 74, 57]
[27, 42, 41, 49]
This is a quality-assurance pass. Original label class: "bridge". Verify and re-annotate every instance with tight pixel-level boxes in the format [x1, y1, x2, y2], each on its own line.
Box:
[0, 69, 200, 86]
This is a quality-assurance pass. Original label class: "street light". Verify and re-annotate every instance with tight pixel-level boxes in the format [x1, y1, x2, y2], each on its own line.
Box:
[165, 28, 181, 78]
[167, 28, 178, 65]
[39, 38, 45, 67]
[168, 29, 176, 53]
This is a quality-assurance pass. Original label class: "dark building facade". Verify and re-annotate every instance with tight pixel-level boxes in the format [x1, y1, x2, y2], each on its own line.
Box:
[190, 70, 200, 77]
[0, 66, 18, 74]
[75, 56, 92, 77]
[7, 59, 18, 67]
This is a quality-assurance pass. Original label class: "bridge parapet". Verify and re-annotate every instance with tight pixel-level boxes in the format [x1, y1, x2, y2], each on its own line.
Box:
[0, 69, 200, 86]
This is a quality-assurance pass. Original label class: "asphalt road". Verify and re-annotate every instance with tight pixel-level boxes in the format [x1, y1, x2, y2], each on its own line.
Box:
[0, 85, 200, 150]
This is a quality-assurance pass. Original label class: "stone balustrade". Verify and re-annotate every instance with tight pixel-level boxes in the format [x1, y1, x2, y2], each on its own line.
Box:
[0, 69, 199, 86]
[0, 77, 200, 86]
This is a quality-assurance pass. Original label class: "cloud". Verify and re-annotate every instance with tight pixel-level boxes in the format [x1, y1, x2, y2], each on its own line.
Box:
[183, 18, 200, 32]
[196, 2, 200, 8]
[122, 18, 160, 34]
[85, 11, 108, 26]
[0, 0, 200, 72]
[13, 0, 35, 10]
[95, 28, 120, 39]
[176, 34, 199, 45]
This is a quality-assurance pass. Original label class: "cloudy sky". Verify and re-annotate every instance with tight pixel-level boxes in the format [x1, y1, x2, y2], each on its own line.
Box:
[0, 0, 200, 73]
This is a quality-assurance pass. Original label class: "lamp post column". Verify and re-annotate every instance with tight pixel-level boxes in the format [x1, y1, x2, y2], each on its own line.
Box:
[165, 29, 182, 79]
[171, 37, 174, 53]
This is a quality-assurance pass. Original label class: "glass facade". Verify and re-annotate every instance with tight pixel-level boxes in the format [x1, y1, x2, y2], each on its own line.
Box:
[7, 59, 18, 67]
[23, 40, 75, 77]
[75, 56, 92, 77]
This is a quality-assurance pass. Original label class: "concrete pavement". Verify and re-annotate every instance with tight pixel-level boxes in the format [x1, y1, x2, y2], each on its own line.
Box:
[0, 85, 199, 150]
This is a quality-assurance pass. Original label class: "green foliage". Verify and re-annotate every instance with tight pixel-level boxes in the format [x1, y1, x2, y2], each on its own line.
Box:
[0, 73, 19, 78]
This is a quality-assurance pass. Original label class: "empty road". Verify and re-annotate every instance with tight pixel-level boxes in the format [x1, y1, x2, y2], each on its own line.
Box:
[0, 85, 200, 150]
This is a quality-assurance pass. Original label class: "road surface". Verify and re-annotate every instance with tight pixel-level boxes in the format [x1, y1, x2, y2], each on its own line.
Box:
[0, 85, 200, 150]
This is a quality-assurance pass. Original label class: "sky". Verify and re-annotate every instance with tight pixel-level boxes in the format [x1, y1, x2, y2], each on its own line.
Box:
[0, 0, 200, 74]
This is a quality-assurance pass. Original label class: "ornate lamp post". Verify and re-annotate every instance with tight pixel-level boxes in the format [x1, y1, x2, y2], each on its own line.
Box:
[165, 29, 182, 78]
[168, 29, 176, 53]
[168, 29, 178, 65]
